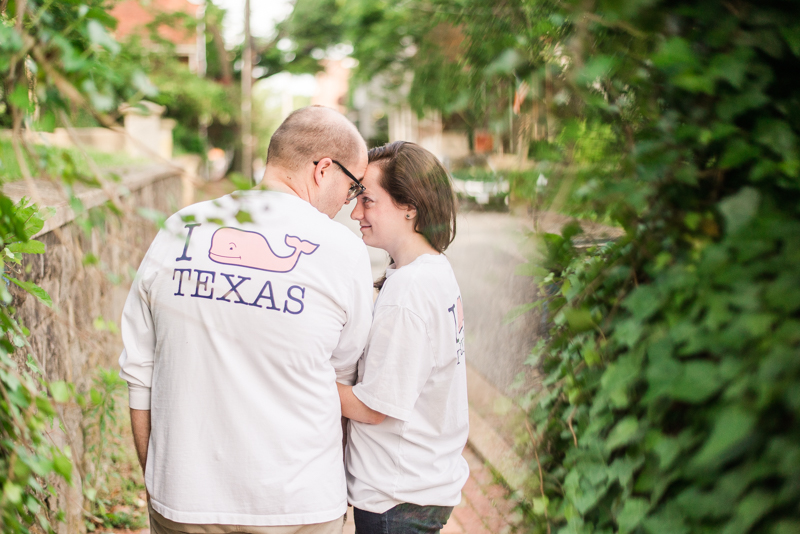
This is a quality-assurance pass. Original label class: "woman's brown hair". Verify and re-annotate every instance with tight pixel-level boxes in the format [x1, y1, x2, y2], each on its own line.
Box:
[368, 141, 457, 289]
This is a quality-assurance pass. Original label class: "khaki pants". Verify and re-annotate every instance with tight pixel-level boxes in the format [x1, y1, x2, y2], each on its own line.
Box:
[148, 503, 344, 534]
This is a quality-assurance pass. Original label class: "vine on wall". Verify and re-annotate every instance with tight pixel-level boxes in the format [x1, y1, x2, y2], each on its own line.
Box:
[515, 1, 800, 533]
[1, 1, 153, 531]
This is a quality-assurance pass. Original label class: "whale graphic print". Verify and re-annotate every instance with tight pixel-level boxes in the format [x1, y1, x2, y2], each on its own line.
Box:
[208, 227, 319, 273]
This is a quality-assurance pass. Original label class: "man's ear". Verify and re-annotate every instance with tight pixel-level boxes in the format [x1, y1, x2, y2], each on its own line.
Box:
[313, 158, 333, 187]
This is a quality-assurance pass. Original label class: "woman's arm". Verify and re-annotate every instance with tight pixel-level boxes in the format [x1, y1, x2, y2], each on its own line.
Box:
[337, 383, 387, 425]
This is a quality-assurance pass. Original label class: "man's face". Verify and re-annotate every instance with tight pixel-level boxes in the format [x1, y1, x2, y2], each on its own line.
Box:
[318, 147, 369, 218]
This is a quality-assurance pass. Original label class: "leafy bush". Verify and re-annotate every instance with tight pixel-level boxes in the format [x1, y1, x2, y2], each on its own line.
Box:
[514, 1, 800, 533]
[0, 200, 72, 533]
[1, 1, 148, 531]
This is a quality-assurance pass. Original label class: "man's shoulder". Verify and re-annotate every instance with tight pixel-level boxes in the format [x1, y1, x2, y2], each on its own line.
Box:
[163, 195, 235, 227]
[161, 192, 367, 263]
[322, 219, 367, 251]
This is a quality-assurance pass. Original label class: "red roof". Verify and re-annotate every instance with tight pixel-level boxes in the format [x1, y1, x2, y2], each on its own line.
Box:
[110, 0, 199, 46]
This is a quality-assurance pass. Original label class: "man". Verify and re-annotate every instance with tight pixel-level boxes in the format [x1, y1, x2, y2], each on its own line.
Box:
[119, 106, 373, 534]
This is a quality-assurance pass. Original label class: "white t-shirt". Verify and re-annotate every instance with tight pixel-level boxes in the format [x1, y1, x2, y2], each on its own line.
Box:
[346, 254, 469, 513]
[119, 191, 373, 526]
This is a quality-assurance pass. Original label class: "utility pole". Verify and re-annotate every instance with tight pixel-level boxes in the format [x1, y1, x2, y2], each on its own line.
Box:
[241, 0, 253, 183]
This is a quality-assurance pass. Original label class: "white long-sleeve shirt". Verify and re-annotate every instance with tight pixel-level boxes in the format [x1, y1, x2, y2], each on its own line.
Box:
[119, 191, 373, 526]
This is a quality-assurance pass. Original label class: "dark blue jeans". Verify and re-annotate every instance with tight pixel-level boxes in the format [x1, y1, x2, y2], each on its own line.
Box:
[354, 503, 454, 534]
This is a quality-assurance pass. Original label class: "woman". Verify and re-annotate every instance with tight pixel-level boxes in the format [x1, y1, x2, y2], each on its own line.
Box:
[337, 141, 469, 534]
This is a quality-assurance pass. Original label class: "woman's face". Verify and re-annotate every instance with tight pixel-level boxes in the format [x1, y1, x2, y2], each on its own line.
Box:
[350, 163, 413, 252]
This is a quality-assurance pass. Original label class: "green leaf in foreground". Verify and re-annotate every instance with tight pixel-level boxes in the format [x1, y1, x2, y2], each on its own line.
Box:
[49, 381, 70, 403]
[6, 240, 46, 254]
[605, 416, 640, 452]
[7, 277, 52, 307]
[691, 407, 756, 468]
[617, 498, 650, 534]
[564, 308, 595, 332]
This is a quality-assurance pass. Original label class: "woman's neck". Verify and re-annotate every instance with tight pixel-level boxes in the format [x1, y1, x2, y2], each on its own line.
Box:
[388, 233, 440, 269]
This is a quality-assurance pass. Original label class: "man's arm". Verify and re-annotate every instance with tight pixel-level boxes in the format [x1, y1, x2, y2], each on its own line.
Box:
[337, 383, 386, 425]
[130, 408, 151, 473]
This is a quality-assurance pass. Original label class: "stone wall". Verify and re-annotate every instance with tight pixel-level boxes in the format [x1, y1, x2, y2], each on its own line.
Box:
[3, 164, 186, 533]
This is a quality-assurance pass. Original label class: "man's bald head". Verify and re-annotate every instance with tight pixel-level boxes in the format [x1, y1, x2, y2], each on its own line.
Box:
[266, 106, 365, 172]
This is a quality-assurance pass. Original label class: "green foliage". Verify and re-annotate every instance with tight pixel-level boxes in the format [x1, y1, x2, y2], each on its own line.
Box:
[79, 369, 147, 532]
[144, 52, 237, 153]
[95, 18, 238, 155]
[0, 198, 72, 533]
[0, 140, 145, 182]
[0, 1, 154, 531]
[506, 1, 800, 533]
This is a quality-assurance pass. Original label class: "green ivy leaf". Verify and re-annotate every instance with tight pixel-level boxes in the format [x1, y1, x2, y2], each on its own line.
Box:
[723, 490, 776, 534]
[3, 482, 22, 505]
[6, 276, 52, 308]
[780, 24, 800, 56]
[8, 83, 33, 113]
[564, 308, 595, 332]
[6, 240, 46, 254]
[137, 208, 167, 229]
[504, 302, 541, 324]
[642, 509, 690, 534]
[691, 406, 755, 468]
[235, 210, 254, 224]
[771, 521, 800, 534]
[605, 416, 640, 452]
[86, 19, 121, 55]
[755, 119, 797, 162]
[623, 285, 662, 321]
[132, 70, 158, 97]
[576, 55, 617, 85]
[52, 451, 72, 482]
[719, 138, 761, 168]
[601, 353, 644, 408]
[613, 318, 644, 348]
[564, 468, 609, 515]
[532, 496, 549, 516]
[718, 187, 760, 235]
[0, 24, 23, 53]
[669, 360, 723, 403]
[652, 37, 699, 73]
[49, 381, 70, 403]
[7, 277, 52, 308]
[617, 498, 650, 534]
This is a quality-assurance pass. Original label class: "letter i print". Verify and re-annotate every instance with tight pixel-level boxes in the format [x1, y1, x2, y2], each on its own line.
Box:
[448, 296, 465, 364]
[176, 223, 201, 262]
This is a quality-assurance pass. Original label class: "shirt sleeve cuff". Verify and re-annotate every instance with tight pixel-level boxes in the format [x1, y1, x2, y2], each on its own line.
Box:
[335, 363, 358, 386]
[127, 383, 151, 410]
[352, 385, 411, 422]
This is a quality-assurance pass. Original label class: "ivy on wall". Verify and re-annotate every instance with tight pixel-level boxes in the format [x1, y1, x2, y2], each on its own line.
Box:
[516, 1, 800, 533]
[1, 1, 150, 531]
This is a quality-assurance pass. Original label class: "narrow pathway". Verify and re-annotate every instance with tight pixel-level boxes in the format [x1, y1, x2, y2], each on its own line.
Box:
[446, 446, 521, 534]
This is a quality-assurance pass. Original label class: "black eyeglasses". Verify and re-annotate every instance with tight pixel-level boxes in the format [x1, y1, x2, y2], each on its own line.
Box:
[313, 160, 366, 201]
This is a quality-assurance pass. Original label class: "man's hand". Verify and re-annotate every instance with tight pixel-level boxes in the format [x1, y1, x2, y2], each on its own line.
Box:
[337, 383, 386, 425]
